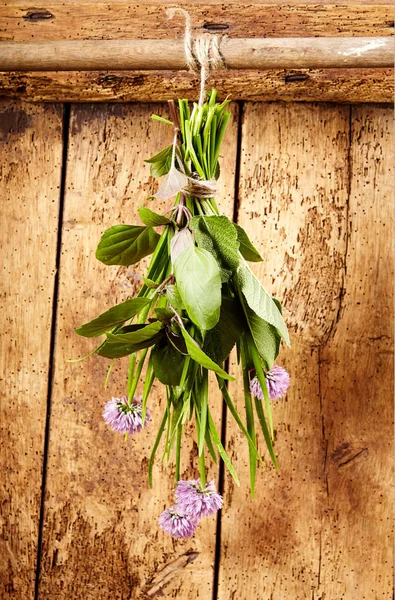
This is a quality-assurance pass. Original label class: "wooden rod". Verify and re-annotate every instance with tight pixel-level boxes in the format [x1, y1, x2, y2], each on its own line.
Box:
[0, 37, 393, 71]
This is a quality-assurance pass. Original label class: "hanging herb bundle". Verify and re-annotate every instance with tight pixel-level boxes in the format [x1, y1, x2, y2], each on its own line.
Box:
[76, 90, 290, 538]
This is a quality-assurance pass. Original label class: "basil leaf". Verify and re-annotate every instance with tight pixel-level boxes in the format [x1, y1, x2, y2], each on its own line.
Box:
[151, 339, 185, 385]
[75, 297, 151, 338]
[144, 145, 172, 178]
[97, 322, 163, 359]
[174, 246, 221, 331]
[138, 206, 171, 227]
[180, 327, 234, 381]
[96, 225, 160, 267]
[190, 215, 239, 282]
[234, 224, 263, 262]
[203, 296, 245, 364]
[237, 264, 290, 346]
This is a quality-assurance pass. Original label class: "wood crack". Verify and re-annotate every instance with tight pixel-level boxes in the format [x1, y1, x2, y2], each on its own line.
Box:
[326, 105, 352, 343]
[338, 448, 368, 468]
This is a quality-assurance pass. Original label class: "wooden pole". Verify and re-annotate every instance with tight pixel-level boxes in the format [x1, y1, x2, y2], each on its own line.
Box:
[0, 37, 393, 71]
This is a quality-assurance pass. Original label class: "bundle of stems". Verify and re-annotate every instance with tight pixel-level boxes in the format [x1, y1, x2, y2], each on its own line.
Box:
[76, 90, 289, 495]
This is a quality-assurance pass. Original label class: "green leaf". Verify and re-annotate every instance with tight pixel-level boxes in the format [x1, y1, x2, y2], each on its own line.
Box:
[97, 322, 163, 359]
[153, 308, 174, 323]
[198, 369, 208, 456]
[151, 338, 185, 385]
[167, 328, 188, 355]
[148, 408, 168, 487]
[203, 296, 245, 364]
[208, 410, 239, 486]
[96, 225, 160, 267]
[143, 277, 159, 289]
[237, 264, 290, 346]
[190, 215, 239, 282]
[138, 206, 171, 227]
[174, 246, 221, 331]
[145, 145, 172, 178]
[242, 303, 281, 370]
[234, 224, 263, 262]
[180, 327, 234, 381]
[165, 284, 184, 311]
[75, 297, 151, 338]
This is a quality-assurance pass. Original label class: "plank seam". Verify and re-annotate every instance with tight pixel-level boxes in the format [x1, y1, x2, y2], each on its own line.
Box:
[212, 101, 244, 600]
[34, 103, 71, 600]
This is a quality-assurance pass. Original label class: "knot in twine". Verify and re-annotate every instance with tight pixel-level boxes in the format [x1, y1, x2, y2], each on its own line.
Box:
[167, 8, 226, 106]
[183, 177, 217, 199]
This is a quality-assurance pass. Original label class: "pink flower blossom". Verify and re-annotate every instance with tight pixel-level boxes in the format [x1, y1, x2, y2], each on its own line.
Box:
[175, 479, 223, 519]
[250, 365, 290, 401]
[158, 506, 198, 538]
[102, 396, 150, 435]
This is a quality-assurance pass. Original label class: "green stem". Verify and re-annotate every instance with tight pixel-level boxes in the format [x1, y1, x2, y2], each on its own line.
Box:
[128, 348, 148, 402]
[199, 449, 206, 487]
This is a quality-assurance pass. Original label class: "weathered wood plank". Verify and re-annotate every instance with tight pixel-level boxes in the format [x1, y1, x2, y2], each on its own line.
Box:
[0, 2, 393, 41]
[317, 105, 394, 598]
[38, 103, 238, 598]
[0, 68, 393, 104]
[218, 102, 353, 598]
[0, 101, 63, 599]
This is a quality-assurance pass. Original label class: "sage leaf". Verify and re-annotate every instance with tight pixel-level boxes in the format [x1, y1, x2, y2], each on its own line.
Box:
[190, 215, 239, 282]
[138, 206, 171, 227]
[234, 224, 263, 262]
[75, 297, 151, 338]
[180, 327, 234, 381]
[145, 145, 172, 178]
[174, 246, 221, 331]
[242, 303, 281, 370]
[237, 264, 290, 346]
[96, 225, 160, 267]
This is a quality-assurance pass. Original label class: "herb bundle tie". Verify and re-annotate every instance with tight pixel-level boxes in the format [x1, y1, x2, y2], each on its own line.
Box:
[167, 7, 226, 106]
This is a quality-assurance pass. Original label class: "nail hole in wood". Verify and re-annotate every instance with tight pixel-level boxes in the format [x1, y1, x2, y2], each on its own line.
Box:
[285, 74, 310, 83]
[202, 22, 230, 32]
[23, 9, 54, 21]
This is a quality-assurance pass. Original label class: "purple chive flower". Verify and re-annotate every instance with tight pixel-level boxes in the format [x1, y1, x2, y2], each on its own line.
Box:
[102, 395, 150, 435]
[250, 366, 290, 401]
[175, 479, 223, 519]
[158, 506, 199, 539]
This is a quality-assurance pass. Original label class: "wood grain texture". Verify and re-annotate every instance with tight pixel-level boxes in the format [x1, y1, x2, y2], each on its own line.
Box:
[0, 68, 393, 104]
[318, 105, 394, 598]
[0, 101, 63, 598]
[218, 102, 393, 598]
[0, 2, 393, 41]
[1, 37, 393, 71]
[37, 103, 238, 599]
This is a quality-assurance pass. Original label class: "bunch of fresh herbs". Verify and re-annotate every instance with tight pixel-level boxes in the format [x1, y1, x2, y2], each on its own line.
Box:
[76, 90, 290, 496]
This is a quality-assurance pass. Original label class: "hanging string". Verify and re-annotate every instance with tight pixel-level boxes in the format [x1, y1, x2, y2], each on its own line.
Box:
[166, 8, 226, 106]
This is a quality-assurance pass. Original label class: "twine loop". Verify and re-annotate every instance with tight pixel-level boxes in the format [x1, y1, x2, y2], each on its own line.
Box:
[167, 8, 226, 106]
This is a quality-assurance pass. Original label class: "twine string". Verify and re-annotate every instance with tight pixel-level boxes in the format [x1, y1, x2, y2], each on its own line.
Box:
[167, 8, 226, 106]
[183, 177, 217, 199]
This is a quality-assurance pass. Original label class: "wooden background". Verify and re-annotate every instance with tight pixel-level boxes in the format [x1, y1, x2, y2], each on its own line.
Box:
[0, 98, 393, 599]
